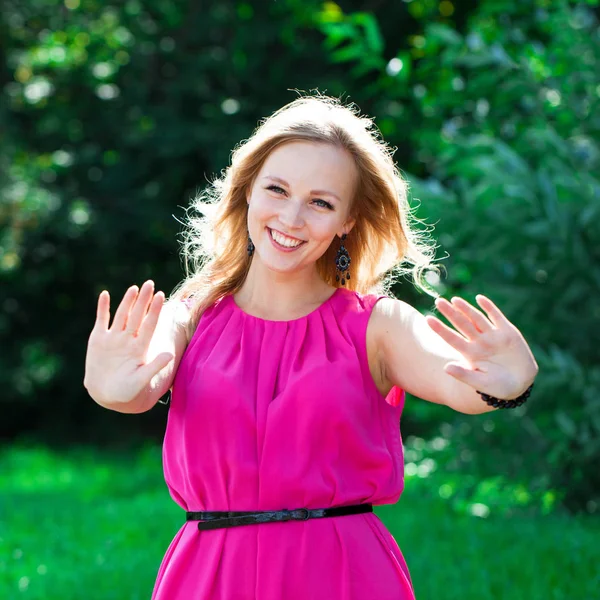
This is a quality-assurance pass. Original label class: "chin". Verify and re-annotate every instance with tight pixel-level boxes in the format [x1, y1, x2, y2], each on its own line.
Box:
[261, 259, 305, 274]
[254, 249, 310, 273]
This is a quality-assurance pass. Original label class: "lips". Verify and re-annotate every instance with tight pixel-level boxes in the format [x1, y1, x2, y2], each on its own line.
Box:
[267, 227, 305, 243]
[266, 227, 306, 253]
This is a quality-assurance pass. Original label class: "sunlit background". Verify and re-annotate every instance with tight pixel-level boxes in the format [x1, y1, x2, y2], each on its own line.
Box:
[1, 0, 599, 598]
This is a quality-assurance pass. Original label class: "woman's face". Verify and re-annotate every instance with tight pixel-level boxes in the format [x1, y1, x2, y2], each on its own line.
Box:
[246, 140, 357, 275]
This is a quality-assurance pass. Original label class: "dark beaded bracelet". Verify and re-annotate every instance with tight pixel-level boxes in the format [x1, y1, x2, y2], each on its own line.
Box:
[477, 382, 534, 409]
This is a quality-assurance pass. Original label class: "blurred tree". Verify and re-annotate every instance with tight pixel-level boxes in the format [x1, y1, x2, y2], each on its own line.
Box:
[2, 0, 598, 512]
[0, 0, 426, 444]
[317, 0, 600, 511]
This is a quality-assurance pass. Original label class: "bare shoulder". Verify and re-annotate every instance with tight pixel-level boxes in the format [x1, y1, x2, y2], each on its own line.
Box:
[163, 298, 194, 349]
[371, 297, 416, 333]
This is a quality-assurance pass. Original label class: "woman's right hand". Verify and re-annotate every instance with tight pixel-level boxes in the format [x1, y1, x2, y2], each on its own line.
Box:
[84, 280, 175, 406]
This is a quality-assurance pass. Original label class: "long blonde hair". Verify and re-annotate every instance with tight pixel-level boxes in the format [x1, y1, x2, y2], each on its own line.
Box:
[169, 95, 437, 335]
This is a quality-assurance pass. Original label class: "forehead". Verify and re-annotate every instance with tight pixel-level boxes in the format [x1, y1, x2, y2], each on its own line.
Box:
[259, 141, 357, 201]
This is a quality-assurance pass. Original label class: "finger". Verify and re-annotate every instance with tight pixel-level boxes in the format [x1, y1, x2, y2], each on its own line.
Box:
[435, 298, 480, 340]
[94, 291, 110, 331]
[137, 292, 165, 347]
[126, 280, 155, 335]
[138, 351, 175, 382]
[425, 315, 471, 356]
[450, 297, 494, 333]
[444, 362, 488, 390]
[111, 285, 139, 331]
[475, 295, 512, 329]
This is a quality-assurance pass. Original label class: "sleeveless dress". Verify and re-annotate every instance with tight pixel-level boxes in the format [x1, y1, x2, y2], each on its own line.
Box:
[151, 287, 415, 600]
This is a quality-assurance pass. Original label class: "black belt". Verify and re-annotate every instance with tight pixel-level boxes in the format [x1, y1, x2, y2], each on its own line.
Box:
[186, 503, 373, 531]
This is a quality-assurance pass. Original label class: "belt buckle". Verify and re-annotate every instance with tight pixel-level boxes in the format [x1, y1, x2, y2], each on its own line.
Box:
[293, 508, 310, 521]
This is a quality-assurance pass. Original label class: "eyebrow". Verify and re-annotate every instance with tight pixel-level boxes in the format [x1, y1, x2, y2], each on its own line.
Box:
[262, 176, 341, 203]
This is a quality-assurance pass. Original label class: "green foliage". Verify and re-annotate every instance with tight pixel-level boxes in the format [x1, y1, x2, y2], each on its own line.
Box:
[316, 5, 385, 78]
[0, 0, 343, 437]
[1, 0, 598, 514]
[318, 0, 600, 511]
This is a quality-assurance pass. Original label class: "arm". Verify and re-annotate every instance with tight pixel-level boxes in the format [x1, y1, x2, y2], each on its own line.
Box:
[375, 295, 538, 415]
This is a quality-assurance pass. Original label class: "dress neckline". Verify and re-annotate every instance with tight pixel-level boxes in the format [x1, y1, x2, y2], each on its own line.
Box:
[227, 287, 343, 324]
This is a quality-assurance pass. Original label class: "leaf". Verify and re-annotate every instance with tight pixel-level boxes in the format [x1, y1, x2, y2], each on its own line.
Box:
[350, 55, 385, 78]
[454, 52, 499, 69]
[556, 411, 578, 439]
[426, 23, 462, 47]
[353, 12, 384, 54]
[320, 22, 357, 50]
[579, 203, 599, 227]
[317, 1, 345, 24]
[492, 139, 531, 179]
[330, 43, 364, 64]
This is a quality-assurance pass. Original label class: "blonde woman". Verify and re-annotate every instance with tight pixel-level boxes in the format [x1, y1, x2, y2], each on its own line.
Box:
[84, 96, 538, 599]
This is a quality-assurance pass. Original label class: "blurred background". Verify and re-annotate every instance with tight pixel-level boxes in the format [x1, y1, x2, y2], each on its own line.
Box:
[1, 0, 599, 598]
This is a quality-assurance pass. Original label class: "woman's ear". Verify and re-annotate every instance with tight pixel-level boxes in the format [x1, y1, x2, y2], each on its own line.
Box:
[341, 216, 356, 237]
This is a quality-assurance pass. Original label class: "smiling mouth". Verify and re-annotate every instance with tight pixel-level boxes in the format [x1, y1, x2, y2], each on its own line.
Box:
[267, 227, 307, 248]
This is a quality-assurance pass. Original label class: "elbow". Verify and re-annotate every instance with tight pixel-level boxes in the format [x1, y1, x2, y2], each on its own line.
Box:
[455, 403, 498, 416]
[444, 395, 498, 415]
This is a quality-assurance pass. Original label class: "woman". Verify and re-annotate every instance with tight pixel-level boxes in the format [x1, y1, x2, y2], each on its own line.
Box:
[84, 96, 538, 599]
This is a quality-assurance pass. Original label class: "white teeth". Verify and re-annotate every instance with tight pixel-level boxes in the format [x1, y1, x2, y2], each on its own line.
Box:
[270, 229, 303, 248]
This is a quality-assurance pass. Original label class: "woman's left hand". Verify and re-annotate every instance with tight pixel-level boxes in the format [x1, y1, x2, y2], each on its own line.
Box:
[425, 295, 538, 399]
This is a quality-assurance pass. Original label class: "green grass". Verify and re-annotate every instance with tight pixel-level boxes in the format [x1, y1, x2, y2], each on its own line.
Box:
[1, 443, 598, 599]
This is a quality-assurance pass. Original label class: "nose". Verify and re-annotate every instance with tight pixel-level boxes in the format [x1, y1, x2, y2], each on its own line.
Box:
[278, 198, 305, 230]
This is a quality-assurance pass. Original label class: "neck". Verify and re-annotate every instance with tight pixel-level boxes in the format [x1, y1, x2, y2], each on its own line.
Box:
[235, 258, 333, 319]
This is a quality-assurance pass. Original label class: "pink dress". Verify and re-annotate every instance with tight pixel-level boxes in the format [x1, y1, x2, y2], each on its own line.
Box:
[152, 287, 415, 599]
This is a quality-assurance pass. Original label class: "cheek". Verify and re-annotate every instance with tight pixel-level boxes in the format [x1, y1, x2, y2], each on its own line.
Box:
[246, 197, 267, 227]
[248, 192, 276, 219]
[310, 214, 343, 235]
[311, 223, 338, 240]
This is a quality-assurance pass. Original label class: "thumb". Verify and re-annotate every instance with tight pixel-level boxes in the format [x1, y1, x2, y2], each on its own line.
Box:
[141, 352, 175, 379]
[444, 361, 487, 390]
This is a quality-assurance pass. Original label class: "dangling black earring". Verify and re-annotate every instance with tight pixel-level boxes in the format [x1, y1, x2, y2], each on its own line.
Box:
[247, 231, 254, 257]
[335, 233, 351, 285]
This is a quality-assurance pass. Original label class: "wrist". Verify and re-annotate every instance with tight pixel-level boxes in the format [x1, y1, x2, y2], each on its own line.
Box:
[477, 382, 535, 410]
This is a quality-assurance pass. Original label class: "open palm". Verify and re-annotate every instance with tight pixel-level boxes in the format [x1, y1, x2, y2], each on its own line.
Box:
[425, 294, 538, 399]
[84, 281, 174, 406]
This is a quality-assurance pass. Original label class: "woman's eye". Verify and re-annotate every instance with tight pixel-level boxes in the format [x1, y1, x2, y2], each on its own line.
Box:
[313, 199, 334, 210]
[266, 186, 333, 210]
